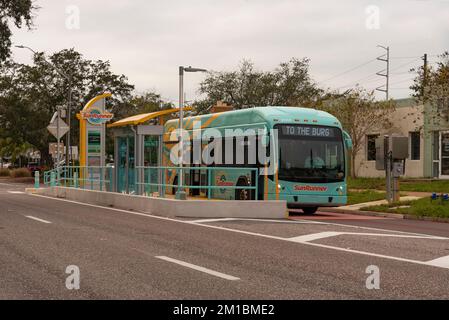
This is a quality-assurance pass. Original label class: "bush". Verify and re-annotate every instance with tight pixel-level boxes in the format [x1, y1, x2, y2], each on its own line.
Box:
[0, 168, 10, 177]
[10, 168, 32, 178]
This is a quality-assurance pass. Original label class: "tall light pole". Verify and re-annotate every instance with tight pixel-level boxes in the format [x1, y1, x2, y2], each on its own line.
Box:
[16, 45, 72, 166]
[176, 66, 208, 200]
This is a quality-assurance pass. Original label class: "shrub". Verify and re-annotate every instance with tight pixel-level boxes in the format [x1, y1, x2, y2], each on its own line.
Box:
[10, 168, 32, 178]
[0, 168, 10, 177]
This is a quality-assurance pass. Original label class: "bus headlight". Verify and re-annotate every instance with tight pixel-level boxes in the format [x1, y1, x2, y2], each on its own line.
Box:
[336, 186, 344, 195]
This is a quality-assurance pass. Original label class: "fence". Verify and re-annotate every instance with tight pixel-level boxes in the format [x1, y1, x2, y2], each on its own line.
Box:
[44, 166, 114, 192]
[44, 165, 259, 200]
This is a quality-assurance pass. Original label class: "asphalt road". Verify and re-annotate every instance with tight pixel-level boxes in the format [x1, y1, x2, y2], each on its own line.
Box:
[1, 181, 449, 299]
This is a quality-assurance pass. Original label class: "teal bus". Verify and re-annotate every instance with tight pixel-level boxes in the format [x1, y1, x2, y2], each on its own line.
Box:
[163, 106, 352, 213]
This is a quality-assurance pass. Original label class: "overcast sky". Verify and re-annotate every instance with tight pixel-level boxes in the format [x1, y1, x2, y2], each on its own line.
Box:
[10, 0, 449, 104]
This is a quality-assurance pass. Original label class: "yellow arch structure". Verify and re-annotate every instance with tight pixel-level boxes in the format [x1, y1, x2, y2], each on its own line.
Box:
[108, 107, 193, 128]
[82, 92, 112, 112]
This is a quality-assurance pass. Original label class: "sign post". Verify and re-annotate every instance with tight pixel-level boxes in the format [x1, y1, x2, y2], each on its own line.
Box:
[47, 108, 69, 168]
[376, 135, 408, 204]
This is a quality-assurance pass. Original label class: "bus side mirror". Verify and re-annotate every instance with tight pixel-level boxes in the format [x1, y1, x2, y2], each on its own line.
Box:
[343, 131, 352, 149]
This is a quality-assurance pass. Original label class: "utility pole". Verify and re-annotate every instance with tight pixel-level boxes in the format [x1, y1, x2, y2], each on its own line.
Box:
[66, 85, 72, 166]
[376, 45, 390, 100]
[422, 53, 428, 98]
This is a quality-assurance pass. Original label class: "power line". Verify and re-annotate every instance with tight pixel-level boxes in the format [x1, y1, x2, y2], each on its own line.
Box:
[318, 57, 378, 84]
[389, 57, 421, 72]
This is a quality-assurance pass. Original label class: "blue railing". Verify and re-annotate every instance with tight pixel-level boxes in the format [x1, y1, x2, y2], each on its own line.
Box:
[44, 165, 259, 200]
[44, 166, 114, 192]
[135, 166, 259, 200]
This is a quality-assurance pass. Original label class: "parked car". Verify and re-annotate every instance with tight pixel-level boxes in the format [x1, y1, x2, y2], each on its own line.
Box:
[0, 162, 12, 169]
[26, 162, 44, 174]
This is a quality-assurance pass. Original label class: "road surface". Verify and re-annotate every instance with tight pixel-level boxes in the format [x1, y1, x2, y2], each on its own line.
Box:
[1, 181, 449, 299]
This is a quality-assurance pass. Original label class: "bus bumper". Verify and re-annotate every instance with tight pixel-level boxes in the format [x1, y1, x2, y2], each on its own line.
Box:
[277, 194, 347, 208]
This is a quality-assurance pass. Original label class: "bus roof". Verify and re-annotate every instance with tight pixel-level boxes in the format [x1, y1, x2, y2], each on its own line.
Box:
[165, 106, 342, 130]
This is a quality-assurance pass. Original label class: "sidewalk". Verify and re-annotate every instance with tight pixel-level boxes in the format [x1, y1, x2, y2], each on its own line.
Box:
[339, 195, 422, 211]
[319, 193, 428, 220]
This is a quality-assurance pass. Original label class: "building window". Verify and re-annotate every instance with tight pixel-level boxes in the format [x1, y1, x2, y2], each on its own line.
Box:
[366, 134, 379, 161]
[410, 131, 421, 160]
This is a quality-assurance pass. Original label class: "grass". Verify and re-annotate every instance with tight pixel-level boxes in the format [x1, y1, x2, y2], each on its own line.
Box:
[0, 168, 10, 177]
[347, 177, 385, 190]
[400, 180, 449, 193]
[347, 190, 386, 205]
[348, 177, 449, 193]
[362, 197, 449, 219]
[10, 168, 31, 178]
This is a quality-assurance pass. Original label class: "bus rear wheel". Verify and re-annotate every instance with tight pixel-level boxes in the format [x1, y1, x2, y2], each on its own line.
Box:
[236, 178, 252, 200]
[302, 207, 318, 214]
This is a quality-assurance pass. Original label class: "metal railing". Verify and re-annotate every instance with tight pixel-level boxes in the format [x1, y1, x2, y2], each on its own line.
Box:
[135, 166, 259, 200]
[44, 165, 259, 200]
[44, 166, 114, 192]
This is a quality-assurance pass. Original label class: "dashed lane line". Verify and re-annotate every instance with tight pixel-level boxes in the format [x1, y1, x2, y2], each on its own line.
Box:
[24, 215, 52, 224]
[155, 256, 240, 281]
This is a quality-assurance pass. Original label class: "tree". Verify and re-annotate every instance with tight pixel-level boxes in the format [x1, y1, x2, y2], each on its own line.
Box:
[321, 87, 396, 178]
[196, 58, 323, 112]
[411, 52, 449, 123]
[129, 91, 174, 114]
[0, 0, 36, 62]
[0, 49, 135, 165]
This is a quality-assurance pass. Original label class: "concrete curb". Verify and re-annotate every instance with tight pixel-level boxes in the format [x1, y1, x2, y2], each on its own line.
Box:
[319, 207, 405, 219]
[319, 207, 449, 223]
[403, 214, 449, 224]
[28, 187, 288, 219]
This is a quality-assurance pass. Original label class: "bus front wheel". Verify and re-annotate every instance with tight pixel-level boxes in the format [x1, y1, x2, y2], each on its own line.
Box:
[302, 207, 318, 214]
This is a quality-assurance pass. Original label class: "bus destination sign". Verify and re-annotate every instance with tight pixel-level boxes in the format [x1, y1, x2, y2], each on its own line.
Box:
[279, 125, 338, 138]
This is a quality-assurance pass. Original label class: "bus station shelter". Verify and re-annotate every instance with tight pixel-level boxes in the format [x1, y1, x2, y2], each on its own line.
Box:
[107, 108, 190, 195]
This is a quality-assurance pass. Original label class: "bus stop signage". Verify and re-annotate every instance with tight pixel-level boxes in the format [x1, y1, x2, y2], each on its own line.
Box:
[80, 107, 113, 126]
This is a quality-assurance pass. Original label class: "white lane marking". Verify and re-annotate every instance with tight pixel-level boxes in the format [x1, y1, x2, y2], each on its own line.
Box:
[289, 232, 448, 243]
[190, 218, 319, 225]
[426, 255, 449, 268]
[0, 182, 18, 186]
[189, 218, 237, 224]
[7, 191, 25, 194]
[25, 215, 52, 224]
[155, 256, 240, 281]
[289, 232, 342, 242]
[31, 194, 449, 269]
[292, 218, 445, 238]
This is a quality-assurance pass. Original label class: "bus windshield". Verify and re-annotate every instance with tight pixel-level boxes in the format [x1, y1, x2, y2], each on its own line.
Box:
[276, 124, 345, 183]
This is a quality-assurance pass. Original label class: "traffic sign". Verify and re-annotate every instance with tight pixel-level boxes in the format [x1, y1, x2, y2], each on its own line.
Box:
[47, 116, 69, 140]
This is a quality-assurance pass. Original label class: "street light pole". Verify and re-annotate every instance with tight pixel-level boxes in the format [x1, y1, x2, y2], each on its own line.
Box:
[177, 67, 185, 200]
[15, 45, 72, 166]
[176, 66, 208, 200]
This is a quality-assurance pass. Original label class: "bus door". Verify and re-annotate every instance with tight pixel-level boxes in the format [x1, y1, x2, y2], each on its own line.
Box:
[189, 137, 201, 196]
[143, 135, 160, 195]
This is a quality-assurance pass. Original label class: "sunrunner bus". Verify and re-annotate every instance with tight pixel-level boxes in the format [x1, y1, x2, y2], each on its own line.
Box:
[163, 106, 352, 214]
